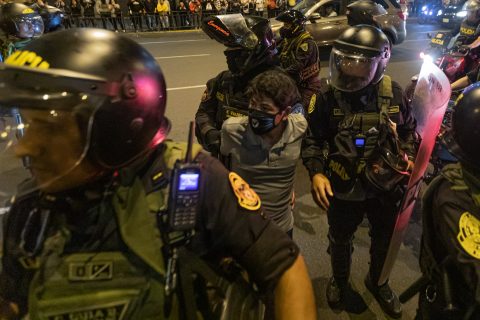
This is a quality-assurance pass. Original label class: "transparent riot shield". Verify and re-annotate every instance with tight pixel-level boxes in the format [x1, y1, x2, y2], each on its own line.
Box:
[379, 58, 451, 285]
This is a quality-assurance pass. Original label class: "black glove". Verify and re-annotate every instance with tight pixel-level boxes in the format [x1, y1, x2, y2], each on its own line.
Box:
[205, 129, 221, 157]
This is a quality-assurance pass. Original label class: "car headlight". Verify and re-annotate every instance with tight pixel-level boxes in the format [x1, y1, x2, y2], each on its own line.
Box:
[456, 11, 467, 17]
[437, 9, 443, 15]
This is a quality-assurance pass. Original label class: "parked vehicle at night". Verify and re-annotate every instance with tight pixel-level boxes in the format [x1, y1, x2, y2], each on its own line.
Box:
[270, 0, 407, 47]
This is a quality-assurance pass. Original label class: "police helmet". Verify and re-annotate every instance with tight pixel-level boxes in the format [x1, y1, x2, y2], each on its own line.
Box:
[346, 0, 387, 27]
[276, 9, 307, 38]
[443, 82, 480, 168]
[202, 14, 276, 74]
[330, 24, 390, 92]
[464, 0, 480, 22]
[0, 3, 44, 39]
[38, 5, 64, 32]
[0, 28, 169, 169]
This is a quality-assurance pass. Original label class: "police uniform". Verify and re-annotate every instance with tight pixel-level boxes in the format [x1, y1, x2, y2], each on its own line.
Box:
[302, 76, 417, 288]
[418, 163, 480, 319]
[278, 32, 321, 111]
[0, 142, 299, 319]
[195, 65, 278, 147]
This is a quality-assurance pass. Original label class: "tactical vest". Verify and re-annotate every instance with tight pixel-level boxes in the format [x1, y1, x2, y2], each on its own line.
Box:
[279, 32, 320, 82]
[214, 76, 249, 129]
[26, 141, 202, 320]
[420, 163, 480, 314]
[325, 76, 403, 195]
[459, 20, 478, 38]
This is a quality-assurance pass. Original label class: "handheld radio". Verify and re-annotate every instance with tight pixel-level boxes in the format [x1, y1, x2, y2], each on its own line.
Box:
[167, 121, 202, 231]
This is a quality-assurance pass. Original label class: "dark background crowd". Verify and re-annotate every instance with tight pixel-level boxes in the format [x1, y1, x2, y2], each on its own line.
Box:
[0, 0, 302, 32]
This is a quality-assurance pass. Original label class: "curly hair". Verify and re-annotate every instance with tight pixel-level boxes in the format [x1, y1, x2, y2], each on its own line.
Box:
[246, 69, 301, 111]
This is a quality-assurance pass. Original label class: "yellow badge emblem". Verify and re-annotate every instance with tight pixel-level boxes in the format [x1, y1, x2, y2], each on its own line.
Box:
[22, 8, 35, 14]
[228, 172, 261, 211]
[5, 50, 50, 69]
[457, 212, 480, 259]
[308, 93, 316, 114]
[300, 43, 309, 52]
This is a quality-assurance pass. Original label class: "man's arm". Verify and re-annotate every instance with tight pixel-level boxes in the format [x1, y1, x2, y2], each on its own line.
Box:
[274, 255, 316, 320]
[192, 154, 316, 318]
[195, 74, 223, 150]
[392, 81, 418, 159]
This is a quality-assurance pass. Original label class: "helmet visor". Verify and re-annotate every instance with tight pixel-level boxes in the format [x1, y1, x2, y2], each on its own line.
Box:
[0, 66, 110, 202]
[329, 48, 380, 92]
[13, 15, 44, 38]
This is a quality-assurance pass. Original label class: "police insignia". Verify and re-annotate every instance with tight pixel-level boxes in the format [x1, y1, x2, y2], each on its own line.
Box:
[457, 212, 480, 259]
[201, 89, 210, 102]
[300, 43, 309, 52]
[228, 172, 261, 211]
[308, 94, 316, 114]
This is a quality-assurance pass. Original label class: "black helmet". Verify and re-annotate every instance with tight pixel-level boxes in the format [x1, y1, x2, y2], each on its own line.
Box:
[0, 3, 44, 39]
[0, 28, 169, 169]
[38, 5, 64, 32]
[330, 24, 390, 92]
[443, 82, 480, 168]
[202, 14, 276, 75]
[346, 0, 387, 27]
[464, 0, 480, 23]
[276, 9, 306, 38]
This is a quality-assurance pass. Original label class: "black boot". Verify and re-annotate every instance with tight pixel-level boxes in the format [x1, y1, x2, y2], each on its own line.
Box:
[365, 274, 402, 319]
[326, 276, 346, 309]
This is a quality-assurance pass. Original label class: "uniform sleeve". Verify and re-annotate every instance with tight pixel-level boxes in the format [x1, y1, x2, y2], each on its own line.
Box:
[283, 38, 317, 83]
[301, 92, 329, 178]
[392, 81, 418, 159]
[192, 153, 300, 291]
[432, 181, 480, 304]
[0, 202, 35, 315]
[195, 73, 223, 140]
[467, 65, 480, 84]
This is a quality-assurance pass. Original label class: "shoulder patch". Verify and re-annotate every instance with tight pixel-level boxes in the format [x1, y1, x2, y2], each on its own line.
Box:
[216, 91, 225, 102]
[228, 172, 261, 211]
[308, 93, 316, 114]
[457, 212, 480, 259]
[299, 43, 309, 52]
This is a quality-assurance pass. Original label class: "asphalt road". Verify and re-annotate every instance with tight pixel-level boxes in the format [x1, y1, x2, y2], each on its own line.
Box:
[0, 20, 449, 319]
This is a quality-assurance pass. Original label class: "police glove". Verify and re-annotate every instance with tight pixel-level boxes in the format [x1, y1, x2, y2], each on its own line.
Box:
[205, 129, 221, 157]
[311, 173, 333, 211]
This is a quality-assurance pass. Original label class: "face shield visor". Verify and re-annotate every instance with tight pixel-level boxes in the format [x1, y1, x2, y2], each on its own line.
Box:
[329, 48, 381, 92]
[13, 15, 44, 38]
[0, 65, 113, 202]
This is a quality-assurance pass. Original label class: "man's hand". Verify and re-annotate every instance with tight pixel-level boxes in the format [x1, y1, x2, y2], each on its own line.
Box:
[274, 255, 316, 320]
[0, 298, 18, 320]
[205, 129, 221, 157]
[311, 173, 333, 210]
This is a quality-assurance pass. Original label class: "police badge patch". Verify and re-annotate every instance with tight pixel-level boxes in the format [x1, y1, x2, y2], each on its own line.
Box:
[228, 172, 261, 211]
[457, 212, 480, 259]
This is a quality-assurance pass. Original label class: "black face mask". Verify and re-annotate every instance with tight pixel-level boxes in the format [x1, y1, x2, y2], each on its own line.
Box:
[224, 49, 248, 74]
[248, 109, 279, 135]
[279, 26, 293, 39]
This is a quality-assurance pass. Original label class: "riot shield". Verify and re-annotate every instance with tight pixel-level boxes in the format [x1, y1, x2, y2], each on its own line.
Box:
[378, 59, 451, 285]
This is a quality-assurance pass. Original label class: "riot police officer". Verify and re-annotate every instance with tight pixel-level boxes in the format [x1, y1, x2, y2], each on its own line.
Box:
[276, 9, 321, 113]
[195, 14, 279, 156]
[417, 83, 480, 320]
[0, 2, 44, 62]
[301, 25, 417, 318]
[450, 0, 480, 48]
[0, 28, 316, 320]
